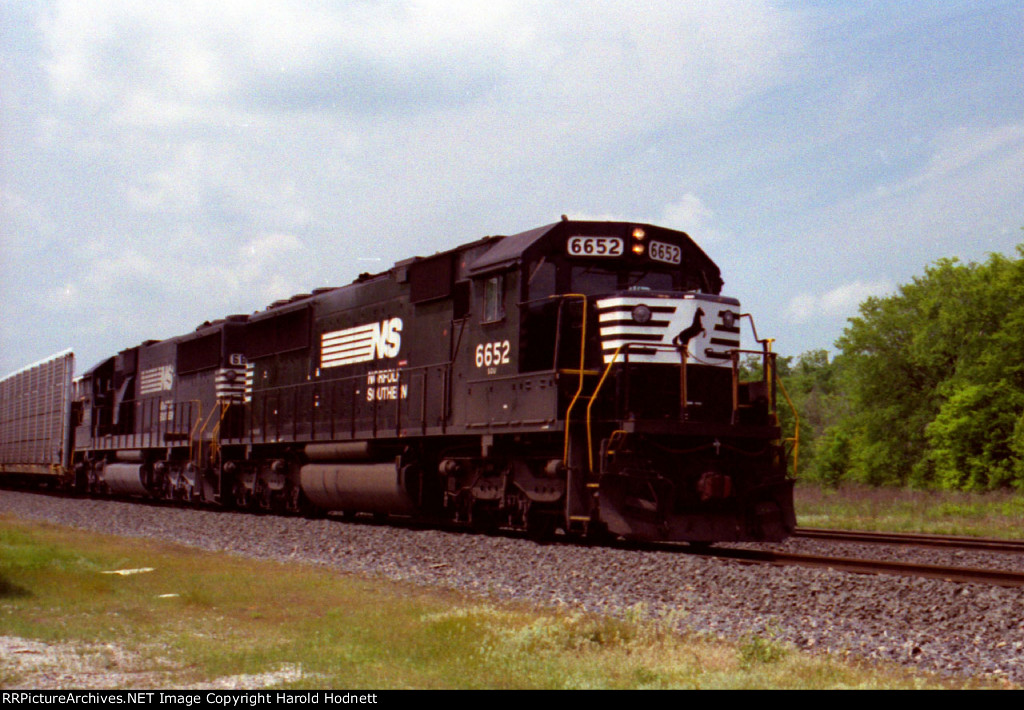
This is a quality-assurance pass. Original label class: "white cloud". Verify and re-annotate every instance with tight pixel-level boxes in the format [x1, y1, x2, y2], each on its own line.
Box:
[872, 123, 1024, 204]
[40, 1, 800, 129]
[241, 232, 302, 261]
[792, 120, 1024, 274]
[40, 0, 525, 121]
[658, 193, 728, 244]
[8, 1, 1020, 377]
[30, 0, 805, 269]
[661, 194, 713, 229]
[0, 188, 57, 246]
[786, 280, 894, 324]
[563, 210, 628, 222]
[123, 146, 206, 214]
[561, 193, 724, 244]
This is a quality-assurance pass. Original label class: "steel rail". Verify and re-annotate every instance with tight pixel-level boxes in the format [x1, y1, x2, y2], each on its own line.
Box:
[794, 527, 1024, 554]
[696, 546, 1024, 588]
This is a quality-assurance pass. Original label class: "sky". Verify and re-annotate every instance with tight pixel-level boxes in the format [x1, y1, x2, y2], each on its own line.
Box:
[2, 0, 1023, 376]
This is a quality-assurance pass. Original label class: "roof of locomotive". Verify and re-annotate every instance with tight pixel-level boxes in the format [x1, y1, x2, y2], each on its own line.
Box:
[244, 219, 726, 323]
[466, 222, 559, 274]
[466, 219, 722, 284]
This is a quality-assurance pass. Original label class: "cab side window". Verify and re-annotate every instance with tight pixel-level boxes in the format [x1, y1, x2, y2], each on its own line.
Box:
[483, 275, 504, 323]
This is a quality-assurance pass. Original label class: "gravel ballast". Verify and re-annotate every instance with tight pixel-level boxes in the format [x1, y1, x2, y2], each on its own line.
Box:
[2, 490, 1022, 684]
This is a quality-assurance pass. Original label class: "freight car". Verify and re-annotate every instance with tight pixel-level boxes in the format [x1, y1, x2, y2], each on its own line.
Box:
[0, 219, 795, 543]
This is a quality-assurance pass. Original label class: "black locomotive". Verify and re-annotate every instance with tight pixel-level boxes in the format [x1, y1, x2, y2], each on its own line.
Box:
[1, 219, 795, 542]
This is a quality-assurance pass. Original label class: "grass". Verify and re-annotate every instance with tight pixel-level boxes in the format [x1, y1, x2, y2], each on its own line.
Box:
[0, 515, 1013, 689]
[795, 482, 1024, 538]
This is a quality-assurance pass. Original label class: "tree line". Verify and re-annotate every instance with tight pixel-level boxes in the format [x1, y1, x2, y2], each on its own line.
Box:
[774, 244, 1024, 490]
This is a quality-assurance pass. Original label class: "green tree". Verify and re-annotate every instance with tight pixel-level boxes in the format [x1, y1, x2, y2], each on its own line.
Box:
[828, 247, 1024, 489]
[775, 350, 846, 481]
[919, 249, 1024, 489]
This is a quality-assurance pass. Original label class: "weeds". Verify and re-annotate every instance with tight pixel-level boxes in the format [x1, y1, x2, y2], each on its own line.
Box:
[795, 482, 1024, 538]
[738, 635, 789, 668]
[0, 516, 1011, 689]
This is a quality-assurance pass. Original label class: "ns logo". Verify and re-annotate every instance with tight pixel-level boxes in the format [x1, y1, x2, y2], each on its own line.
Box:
[321, 317, 404, 368]
[372, 317, 403, 359]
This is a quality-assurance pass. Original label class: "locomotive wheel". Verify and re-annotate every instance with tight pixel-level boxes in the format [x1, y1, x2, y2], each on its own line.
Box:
[189, 477, 203, 504]
[286, 485, 301, 514]
[584, 520, 615, 546]
[297, 491, 326, 519]
[526, 511, 559, 542]
[235, 484, 254, 510]
[470, 504, 499, 534]
[74, 464, 89, 494]
[257, 482, 273, 511]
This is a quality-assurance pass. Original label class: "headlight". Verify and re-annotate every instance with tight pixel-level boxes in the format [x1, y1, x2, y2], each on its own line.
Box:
[631, 305, 652, 324]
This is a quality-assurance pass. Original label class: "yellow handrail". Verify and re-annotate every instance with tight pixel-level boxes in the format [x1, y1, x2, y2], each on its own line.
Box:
[191, 403, 219, 466]
[187, 400, 204, 462]
[584, 343, 628, 471]
[560, 294, 590, 466]
[208, 400, 231, 464]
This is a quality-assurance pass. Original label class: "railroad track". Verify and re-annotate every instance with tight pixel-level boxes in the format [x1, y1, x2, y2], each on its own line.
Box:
[698, 546, 1024, 589]
[9, 484, 1024, 588]
[794, 527, 1024, 554]
[633, 528, 1024, 588]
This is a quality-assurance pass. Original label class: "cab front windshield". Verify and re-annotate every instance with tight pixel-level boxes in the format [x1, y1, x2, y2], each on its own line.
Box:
[570, 265, 677, 295]
[525, 258, 692, 304]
